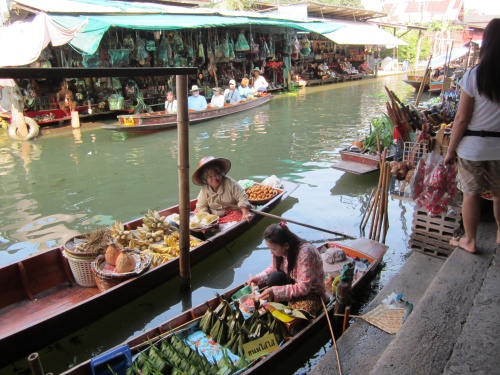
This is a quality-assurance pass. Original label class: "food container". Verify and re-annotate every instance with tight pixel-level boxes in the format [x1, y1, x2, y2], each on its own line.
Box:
[245, 184, 279, 205]
[239, 294, 257, 313]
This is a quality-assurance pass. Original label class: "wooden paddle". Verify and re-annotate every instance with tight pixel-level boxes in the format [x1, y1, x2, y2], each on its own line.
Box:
[249, 208, 356, 239]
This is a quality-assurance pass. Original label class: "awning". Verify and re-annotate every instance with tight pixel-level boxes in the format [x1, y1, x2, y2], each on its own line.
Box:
[50, 14, 343, 55]
[0, 13, 87, 67]
[464, 39, 482, 48]
[322, 20, 408, 46]
[415, 48, 469, 69]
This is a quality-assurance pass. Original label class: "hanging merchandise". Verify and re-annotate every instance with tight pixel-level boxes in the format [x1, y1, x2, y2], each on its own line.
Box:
[154, 31, 162, 41]
[261, 37, 270, 60]
[268, 35, 275, 60]
[224, 33, 230, 58]
[108, 43, 131, 67]
[300, 36, 311, 57]
[293, 34, 300, 54]
[214, 33, 222, 60]
[133, 34, 149, 63]
[82, 50, 101, 68]
[145, 32, 156, 52]
[283, 33, 293, 55]
[173, 31, 184, 51]
[123, 33, 135, 50]
[235, 31, 250, 51]
[198, 32, 205, 64]
[158, 35, 169, 66]
[229, 37, 235, 61]
[166, 37, 173, 65]
[250, 34, 259, 55]
[40, 47, 53, 61]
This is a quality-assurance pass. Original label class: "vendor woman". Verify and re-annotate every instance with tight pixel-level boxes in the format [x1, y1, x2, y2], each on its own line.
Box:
[192, 156, 252, 222]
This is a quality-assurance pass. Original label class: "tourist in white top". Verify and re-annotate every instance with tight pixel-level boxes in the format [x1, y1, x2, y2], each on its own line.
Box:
[209, 87, 225, 108]
[164, 91, 177, 114]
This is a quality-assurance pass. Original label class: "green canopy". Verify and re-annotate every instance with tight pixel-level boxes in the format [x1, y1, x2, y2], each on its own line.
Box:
[50, 14, 344, 55]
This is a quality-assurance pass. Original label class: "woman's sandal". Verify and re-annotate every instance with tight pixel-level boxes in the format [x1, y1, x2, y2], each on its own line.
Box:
[449, 236, 477, 254]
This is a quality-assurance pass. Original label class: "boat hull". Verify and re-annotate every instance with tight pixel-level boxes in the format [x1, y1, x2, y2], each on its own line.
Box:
[331, 148, 394, 175]
[62, 237, 388, 375]
[0, 179, 298, 366]
[105, 95, 272, 133]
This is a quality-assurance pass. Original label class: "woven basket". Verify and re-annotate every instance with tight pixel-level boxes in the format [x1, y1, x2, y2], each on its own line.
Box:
[64, 234, 101, 260]
[64, 251, 97, 287]
[91, 250, 152, 291]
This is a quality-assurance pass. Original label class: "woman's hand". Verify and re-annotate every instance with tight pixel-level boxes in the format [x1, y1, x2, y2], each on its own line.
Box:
[241, 207, 252, 223]
[259, 288, 274, 301]
[444, 150, 456, 165]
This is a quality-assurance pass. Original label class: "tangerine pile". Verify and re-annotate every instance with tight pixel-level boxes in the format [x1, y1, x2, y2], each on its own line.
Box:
[246, 184, 277, 201]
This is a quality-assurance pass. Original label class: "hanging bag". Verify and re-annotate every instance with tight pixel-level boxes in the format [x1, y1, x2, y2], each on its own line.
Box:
[82, 50, 101, 68]
[158, 35, 169, 66]
[108, 42, 130, 67]
[235, 31, 250, 52]
[250, 34, 259, 54]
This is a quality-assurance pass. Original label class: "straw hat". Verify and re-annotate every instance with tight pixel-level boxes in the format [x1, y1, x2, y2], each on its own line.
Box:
[190, 85, 201, 92]
[212, 87, 222, 93]
[192, 156, 231, 186]
[321, 248, 347, 275]
[252, 68, 261, 73]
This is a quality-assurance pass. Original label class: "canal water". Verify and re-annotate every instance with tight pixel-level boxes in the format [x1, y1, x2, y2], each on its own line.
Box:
[0, 75, 417, 374]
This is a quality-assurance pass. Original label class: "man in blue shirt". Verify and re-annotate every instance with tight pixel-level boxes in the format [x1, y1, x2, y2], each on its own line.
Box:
[187, 85, 208, 111]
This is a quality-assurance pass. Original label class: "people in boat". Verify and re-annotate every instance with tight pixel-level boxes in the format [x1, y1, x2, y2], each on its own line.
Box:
[358, 60, 373, 74]
[164, 90, 177, 114]
[187, 85, 208, 111]
[247, 222, 327, 317]
[192, 156, 252, 222]
[223, 79, 242, 104]
[208, 87, 224, 108]
[238, 77, 253, 100]
[251, 67, 268, 94]
[56, 81, 76, 113]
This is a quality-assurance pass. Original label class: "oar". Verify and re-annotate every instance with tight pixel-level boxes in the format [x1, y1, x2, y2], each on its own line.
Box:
[249, 208, 356, 239]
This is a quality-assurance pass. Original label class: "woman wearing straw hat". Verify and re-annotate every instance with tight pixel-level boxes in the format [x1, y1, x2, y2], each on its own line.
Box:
[208, 87, 224, 108]
[251, 67, 268, 94]
[187, 85, 208, 111]
[193, 156, 252, 222]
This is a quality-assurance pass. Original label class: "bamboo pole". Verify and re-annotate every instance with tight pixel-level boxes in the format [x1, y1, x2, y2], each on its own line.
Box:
[415, 55, 432, 107]
[374, 158, 388, 242]
[360, 188, 375, 234]
[369, 148, 387, 240]
[382, 161, 391, 243]
[322, 299, 343, 375]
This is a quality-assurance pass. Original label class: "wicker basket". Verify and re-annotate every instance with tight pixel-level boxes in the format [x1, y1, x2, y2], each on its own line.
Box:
[64, 234, 102, 259]
[91, 250, 152, 291]
[64, 251, 97, 287]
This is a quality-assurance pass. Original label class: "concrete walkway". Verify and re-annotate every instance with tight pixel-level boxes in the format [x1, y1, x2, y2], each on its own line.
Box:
[309, 201, 500, 375]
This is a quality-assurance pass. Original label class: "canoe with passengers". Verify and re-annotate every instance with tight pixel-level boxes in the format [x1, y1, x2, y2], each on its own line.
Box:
[0, 179, 298, 367]
[62, 237, 388, 375]
[103, 95, 272, 133]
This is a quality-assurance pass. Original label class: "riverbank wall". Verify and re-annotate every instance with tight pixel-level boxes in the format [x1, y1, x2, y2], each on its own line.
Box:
[309, 199, 500, 375]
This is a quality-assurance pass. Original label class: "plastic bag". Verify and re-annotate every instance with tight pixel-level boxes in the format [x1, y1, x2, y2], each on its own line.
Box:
[108, 45, 130, 67]
[261, 175, 282, 189]
[82, 51, 101, 67]
[158, 36, 169, 66]
[250, 34, 259, 54]
[133, 37, 149, 61]
[173, 32, 184, 51]
[235, 32, 250, 51]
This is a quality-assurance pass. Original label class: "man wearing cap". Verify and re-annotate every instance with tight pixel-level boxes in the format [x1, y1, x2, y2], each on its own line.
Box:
[251, 67, 268, 94]
[192, 156, 252, 222]
[223, 79, 241, 104]
[209, 87, 225, 108]
[187, 85, 208, 111]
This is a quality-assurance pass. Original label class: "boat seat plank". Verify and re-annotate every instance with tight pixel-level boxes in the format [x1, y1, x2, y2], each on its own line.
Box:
[331, 160, 379, 175]
[0, 285, 100, 339]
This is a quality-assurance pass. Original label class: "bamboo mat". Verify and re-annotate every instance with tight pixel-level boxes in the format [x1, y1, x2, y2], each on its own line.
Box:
[361, 304, 406, 334]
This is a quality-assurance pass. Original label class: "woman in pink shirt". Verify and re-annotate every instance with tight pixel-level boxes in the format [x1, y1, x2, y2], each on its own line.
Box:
[248, 222, 327, 317]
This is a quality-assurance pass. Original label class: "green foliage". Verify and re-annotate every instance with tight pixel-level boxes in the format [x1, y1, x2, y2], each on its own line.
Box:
[362, 114, 394, 154]
[397, 32, 432, 64]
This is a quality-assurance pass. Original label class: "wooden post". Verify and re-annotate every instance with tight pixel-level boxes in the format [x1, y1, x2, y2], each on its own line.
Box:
[334, 262, 354, 336]
[71, 111, 80, 128]
[342, 306, 351, 333]
[176, 74, 191, 291]
[28, 353, 44, 375]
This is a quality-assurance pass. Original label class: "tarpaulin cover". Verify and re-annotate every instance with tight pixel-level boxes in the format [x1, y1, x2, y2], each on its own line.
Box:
[323, 20, 408, 47]
[415, 48, 469, 69]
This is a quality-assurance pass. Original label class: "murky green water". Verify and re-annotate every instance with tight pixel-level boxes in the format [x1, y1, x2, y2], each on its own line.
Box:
[1, 76, 417, 374]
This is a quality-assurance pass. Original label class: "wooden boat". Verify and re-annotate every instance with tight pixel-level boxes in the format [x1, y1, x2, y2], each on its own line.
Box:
[331, 147, 394, 175]
[403, 75, 430, 92]
[103, 95, 272, 133]
[428, 78, 453, 95]
[61, 237, 388, 375]
[0, 180, 298, 367]
[0, 103, 114, 126]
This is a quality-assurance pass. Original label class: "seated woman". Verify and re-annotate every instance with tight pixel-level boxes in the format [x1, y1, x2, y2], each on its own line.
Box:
[164, 90, 177, 114]
[209, 87, 224, 108]
[193, 156, 252, 223]
[248, 222, 327, 317]
[358, 60, 373, 74]
[251, 67, 268, 94]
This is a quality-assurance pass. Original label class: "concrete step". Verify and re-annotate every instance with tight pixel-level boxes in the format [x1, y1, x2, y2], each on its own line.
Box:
[309, 214, 499, 375]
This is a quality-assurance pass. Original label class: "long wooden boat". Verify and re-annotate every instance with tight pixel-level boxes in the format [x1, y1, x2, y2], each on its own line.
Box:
[0, 179, 298, 367]
[428, 77, 453, 95]
[403, 75, 430, 92]
[331, 147, 394, 175]
[62, 237, 388, 375]
[0, 103, 114, 126]
[103, 95, 272, 133]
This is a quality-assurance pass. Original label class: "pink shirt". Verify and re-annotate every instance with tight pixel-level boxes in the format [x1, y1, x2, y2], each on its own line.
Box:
[254, 242, 327, 302]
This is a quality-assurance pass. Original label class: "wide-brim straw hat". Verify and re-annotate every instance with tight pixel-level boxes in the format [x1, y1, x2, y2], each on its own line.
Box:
[190, 85, 201, 92]
[192, 156, 231, 186]
[251, 68, 261, 73]
[213, 87, 222, 93]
